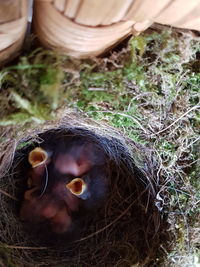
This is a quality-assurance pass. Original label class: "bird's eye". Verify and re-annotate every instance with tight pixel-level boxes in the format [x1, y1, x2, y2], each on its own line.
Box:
[66, 178, 87, 196]
[28, 147, 48, 168]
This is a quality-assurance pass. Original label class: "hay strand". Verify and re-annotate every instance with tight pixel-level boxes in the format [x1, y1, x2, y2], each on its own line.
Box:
[0, 189, 19, 201]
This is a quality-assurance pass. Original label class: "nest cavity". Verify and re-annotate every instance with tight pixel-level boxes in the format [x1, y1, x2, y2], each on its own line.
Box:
[0, 119, 170, 267]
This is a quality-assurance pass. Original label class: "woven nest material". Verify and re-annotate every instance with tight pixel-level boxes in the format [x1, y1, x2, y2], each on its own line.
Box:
[0, 114, 170, 266]
[33, 0, 200, 58]
[0, 0, 28, 66]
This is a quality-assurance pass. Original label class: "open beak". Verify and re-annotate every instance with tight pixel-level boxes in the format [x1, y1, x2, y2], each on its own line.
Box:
[28, 147, 48, 168]
[66, 178, 90, 200]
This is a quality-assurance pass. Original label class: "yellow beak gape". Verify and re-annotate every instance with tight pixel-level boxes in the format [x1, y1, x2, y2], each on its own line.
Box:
[66, 178, 90, 200]
[28, 147, 48, 168]
[66, 178, 87, 196]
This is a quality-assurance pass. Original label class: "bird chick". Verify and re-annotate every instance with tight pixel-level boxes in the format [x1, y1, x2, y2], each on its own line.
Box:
[27, 147, 52, 188]
[20, 140, 108, 235]
[66, 177, 91, 200]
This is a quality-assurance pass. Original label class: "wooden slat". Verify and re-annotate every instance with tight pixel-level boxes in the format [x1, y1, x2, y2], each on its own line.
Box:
[33, 1, 135, 57]
[21, 0, 28, 17]
[125, 0, 172, 22]
[167, 3, 200, 30]
[101, 0, 133, 25]
[64, 0, 81, 18]
[75, 0, 133, 26]
[181, 3, 200, 30]
[0, 17, 27, 32]
[182, 17, 200, 31]
[0, 36, 24, 66]
[0, 0, 28, 65]
[134, 20, 153, 32]
[0, 17, 27, 50]
[75, 0, 113, 26]
[0, 0, 20, 23]
[53, 0, 66, 12]
[155, 0, 200, 25]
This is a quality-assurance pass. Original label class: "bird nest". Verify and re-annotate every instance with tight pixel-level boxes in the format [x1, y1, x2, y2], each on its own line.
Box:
[0, 115, 170, 266]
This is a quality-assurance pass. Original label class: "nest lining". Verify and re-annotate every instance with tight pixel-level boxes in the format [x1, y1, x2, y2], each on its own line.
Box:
[0, 120, 170, 266]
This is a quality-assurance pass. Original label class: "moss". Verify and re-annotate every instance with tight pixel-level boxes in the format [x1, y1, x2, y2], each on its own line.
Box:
[0, 28, 200, 266]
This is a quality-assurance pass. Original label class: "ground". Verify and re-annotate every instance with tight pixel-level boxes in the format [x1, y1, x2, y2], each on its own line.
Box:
[0, 26, 199, 266]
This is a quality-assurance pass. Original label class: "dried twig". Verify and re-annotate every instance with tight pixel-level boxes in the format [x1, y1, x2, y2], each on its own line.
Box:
[76, 189, 147, 242]
[152, 105, 200, 136]
[1, 244, 47, 250]
[87, 110, 149, 134]
[0, 188, 19, 201]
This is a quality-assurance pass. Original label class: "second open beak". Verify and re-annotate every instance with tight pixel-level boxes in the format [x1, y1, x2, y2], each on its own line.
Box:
[66, 178, 90, 200]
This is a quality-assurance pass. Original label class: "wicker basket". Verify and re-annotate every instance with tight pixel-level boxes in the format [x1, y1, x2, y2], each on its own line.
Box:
[33, 0, 135, 58]
[33, 0, 200, 58]
[0, 0, 28, 66]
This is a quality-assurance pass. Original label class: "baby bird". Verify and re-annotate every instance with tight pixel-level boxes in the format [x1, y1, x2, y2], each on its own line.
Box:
[20, 140, 108, 234]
